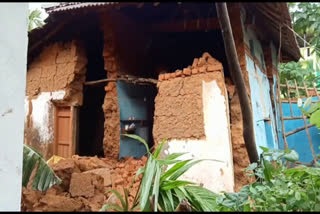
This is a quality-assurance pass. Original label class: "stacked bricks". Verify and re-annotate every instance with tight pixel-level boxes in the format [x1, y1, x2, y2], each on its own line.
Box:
[100, 13, 121, 160]
[153, 52, 225, 146]
[158, 52, 223, 82]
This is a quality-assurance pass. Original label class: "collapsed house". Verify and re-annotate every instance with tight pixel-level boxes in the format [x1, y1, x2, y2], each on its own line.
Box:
[24, 2, 300, 198]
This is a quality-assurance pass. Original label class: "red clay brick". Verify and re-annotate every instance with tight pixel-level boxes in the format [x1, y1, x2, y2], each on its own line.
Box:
[192, 58, 199, 67]
[207, 64, 222, 72]
[175, 70, 183, 77]
[199, 65, 207, 73]
[164, 73, 171, 80]
[202, 52, 213, 60]
[159, 74, 165, 81]
[183, 68, 191, 76]
[170, 72, 176, 78]
[197, 57, 206, 66]
[192, 68, 199, 74]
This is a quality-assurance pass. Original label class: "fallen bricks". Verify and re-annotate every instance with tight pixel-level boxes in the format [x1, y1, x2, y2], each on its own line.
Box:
[21, 155, 148, 212]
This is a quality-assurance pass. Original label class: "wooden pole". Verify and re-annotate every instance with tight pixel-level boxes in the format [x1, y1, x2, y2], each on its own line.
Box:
[216, 3, 258, 163]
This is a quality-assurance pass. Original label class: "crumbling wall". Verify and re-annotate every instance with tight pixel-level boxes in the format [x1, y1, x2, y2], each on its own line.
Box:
[226, 80, 255, 192]
[21, 156, 147, 211]
[154, 53, 234, 193]
[24, 40, 87, 159]
[100, 14, 121, 159]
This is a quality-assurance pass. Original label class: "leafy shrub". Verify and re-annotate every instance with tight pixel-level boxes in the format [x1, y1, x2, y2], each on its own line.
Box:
[100, 134, 222, 212]
[215, 147, 320, 211]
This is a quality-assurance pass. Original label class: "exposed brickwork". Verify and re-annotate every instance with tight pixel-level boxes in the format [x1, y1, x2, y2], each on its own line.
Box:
[153, 53, 225, 145]
[25, 40, 87, 160]
[27, 40, 87, 105]
[100, 13, 121, 160]
[227, 3, 256, 191]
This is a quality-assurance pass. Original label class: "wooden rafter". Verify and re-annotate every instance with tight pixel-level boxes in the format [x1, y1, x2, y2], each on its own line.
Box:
[150, 17, 220, 32]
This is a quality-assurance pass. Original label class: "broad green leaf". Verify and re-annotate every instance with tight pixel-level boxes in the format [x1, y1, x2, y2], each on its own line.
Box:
[153, 139, 166, 159]
[295, 191, 301, 201]
[151, 164, 161, 211]
[249, 186, 257, 194]
[161, 180, 195, 191]
[23, 145, 61, 191]
[99, 204, 123, 212]
[107, 190, 127, 210]
[170, 159, 223, 181]
[122, 134, 151, 156]
[263, 159, 274, 182]
[160, 159, 192, 182]
[283, 150, 299, 162]
[140, 158, 156, 210]
[164, 190, 174, 211]
[310, 109, 320, 128]
[260, 146, 269, 152]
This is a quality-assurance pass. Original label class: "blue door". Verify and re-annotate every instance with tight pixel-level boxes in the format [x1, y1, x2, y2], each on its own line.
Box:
[246, 55, 278, 155]
[116, 80, 156, 159]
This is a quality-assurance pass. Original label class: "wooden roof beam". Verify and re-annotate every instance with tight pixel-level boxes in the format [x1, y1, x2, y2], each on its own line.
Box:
[150, 17, 220, 32]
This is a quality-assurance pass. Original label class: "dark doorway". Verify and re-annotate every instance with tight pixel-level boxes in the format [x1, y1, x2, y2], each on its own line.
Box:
[78, 20, 106, 157]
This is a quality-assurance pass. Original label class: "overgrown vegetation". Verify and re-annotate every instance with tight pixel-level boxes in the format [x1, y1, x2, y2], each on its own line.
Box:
[214, 147, 320, 211]
[278, 3, 320, 98]
[100, 135, 320, 212]
[279, 61, 319, 97]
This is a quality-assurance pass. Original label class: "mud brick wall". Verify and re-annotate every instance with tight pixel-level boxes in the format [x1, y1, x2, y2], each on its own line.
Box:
[25, 40, 87, 160]
[228, 3, 254, 191]
[26, 40, 87, 104]
[100, 13, 121, 160]
[153, 52, 226, 145]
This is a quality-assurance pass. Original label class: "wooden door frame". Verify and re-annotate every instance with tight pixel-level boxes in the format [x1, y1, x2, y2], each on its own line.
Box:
[53, 104, 78, 157]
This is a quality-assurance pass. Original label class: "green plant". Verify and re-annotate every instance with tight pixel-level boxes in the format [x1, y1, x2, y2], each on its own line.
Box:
[298, 97, 320, 129]
[100, 134, 222, 212]
[28, 9, 44, 32]
[23, 144, 61, 191]
[278, 61, 318, 98]
[215, 146, 320, 211]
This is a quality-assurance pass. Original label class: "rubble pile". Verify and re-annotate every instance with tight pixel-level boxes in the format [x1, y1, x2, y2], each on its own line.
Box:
[21, 155, 148, 211]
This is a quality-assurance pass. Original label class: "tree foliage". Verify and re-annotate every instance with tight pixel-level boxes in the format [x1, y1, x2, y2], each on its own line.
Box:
[289, 3, 320, 56]
[28, 9, 44, 32]
[279, 61, 318, 97]
[214, 147, 320, 211]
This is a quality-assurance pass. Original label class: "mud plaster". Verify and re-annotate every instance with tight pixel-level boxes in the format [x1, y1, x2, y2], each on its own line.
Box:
[25, 40, 87, 159]
[100, 14, 121, 159]
[153, 72, 226, 145]
[160, 76, 234, 193]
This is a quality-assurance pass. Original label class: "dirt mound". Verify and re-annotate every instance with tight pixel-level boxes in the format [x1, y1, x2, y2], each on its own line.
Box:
[21, 155, 148, 211]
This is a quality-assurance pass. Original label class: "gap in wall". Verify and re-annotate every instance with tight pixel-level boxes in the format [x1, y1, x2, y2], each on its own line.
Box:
[78, 18, 106, 157]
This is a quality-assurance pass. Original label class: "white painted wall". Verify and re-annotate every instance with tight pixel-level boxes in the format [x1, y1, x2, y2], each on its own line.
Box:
[26, 91, 65, 143]
[163, 80, 234, 193]
[0, 3, 28, 211]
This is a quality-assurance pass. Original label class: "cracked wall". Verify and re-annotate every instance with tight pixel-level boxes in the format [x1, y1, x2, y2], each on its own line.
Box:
[24, 40, 87, 159]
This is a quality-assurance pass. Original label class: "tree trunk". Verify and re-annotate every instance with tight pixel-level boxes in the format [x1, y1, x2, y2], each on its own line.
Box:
[215, 2, 259, 163]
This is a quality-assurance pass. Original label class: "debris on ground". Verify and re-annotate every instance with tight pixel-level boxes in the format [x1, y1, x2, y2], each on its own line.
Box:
[21, 155, 147, 211]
